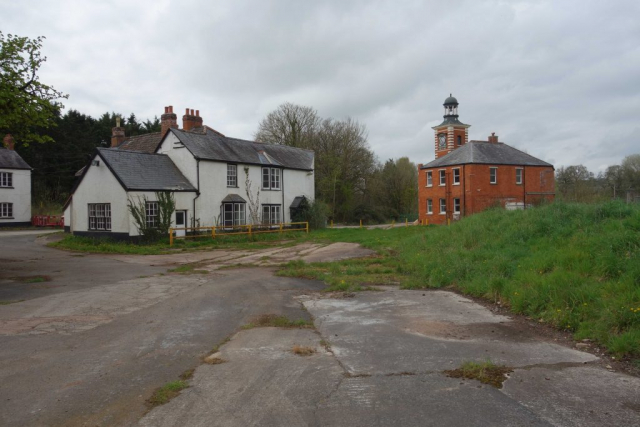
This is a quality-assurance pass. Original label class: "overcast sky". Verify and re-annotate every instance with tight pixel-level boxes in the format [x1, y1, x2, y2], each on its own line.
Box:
[2, 0, 639, 172]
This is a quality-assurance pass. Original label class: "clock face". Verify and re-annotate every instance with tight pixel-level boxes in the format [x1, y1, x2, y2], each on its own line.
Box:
[438, 134, 446, 149]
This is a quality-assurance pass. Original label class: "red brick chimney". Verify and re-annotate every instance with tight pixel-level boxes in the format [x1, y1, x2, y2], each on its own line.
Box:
[182, 108, 203, 131]
[161, 106, 178, 136]
[2, 134, 15, 150]
[111, 117, 126, 148]
[488, 132, 499, 144]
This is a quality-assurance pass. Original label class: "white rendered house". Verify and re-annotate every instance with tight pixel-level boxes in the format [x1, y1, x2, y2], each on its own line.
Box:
[0, 135, 32, 227]
[64, 107, 315, 239]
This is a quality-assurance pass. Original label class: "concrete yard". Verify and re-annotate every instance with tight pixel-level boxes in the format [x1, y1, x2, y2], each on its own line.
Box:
[1, 230, 638, 426]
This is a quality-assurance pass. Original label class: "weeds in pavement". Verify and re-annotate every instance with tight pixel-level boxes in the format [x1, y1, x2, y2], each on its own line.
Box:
[204, 356, 226, 365]
[168, 264, 208, 275]
[0, 300, 24, 305]
[292, 345, 316, 356]
[11, 275, 51, 283]
[146, 380, 189, 407]
[242, 314, 313, 329]
[444, 360, 513, 388]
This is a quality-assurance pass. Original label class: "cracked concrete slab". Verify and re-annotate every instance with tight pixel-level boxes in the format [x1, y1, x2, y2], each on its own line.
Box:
[303, 289, 597, 374]
[502, 366, 640, 427]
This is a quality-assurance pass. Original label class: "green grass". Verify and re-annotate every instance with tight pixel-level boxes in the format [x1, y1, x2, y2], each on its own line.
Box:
[168, 264, 208, 274]
[0, 300, 24, 305]
[242, 314, 313, 329]
[280, 201, 640, 359]
[147, 380, 189, 407]
[48, 231, 305, 255]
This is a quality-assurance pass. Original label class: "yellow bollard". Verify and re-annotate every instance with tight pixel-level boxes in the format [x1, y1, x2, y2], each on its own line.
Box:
[360, 219, 363, 228]
[447, 218, 451, 226]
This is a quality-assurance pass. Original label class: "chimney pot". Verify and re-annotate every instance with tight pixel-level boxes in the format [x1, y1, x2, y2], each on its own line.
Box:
[161, 105, 178, 136]
[186, 108, 189, 115]
[190, 109, 194, 115]
[3, 134, 15, 150]
[196, 110, 199, 117]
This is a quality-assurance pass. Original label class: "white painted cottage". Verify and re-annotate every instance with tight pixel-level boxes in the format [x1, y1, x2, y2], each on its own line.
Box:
[64, 106, 314, 239]
[0, 135, 32, 227]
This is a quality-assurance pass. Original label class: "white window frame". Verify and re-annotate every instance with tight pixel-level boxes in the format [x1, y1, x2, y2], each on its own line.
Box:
[453, 168, 460, 185]
[146, 201, 159, 229]
[88, 203, 111, 231]
[227, 164, 237, 187]
[426, 171, 432, 187]
[490, 167, 498, 184]
[426, 199, 432, 215]
[0, 202, 13, 218]
[222, 202, 246, 227]
[262, 167, 281, 190]
[439, 198, 446, 215]
[0, 172, 12, 187]
[453, 198, 461, 213]
[262, 204, 281, 224]
[439, 170, 446, 186]
[516, 168, 523, 185]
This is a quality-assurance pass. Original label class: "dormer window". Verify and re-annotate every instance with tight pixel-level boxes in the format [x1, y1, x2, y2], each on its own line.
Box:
[262, 167, 281, 190]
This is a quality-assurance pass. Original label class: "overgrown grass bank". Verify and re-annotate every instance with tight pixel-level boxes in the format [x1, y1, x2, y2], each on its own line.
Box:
[281, 201, 640, 358]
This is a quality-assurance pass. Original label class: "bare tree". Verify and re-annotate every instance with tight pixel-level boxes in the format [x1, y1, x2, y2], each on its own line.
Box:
[254, 102, 320, 149]
[244, 167, 261, 224]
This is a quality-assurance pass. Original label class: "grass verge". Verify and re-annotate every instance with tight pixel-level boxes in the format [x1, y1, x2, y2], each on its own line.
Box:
[292, 345, 316, 356]
[168, 264, 208, 274]
[444, 360, 513, 388]
[146, 380, 189, 407]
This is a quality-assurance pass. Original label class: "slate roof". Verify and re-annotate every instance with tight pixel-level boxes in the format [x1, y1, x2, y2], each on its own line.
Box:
[97, 148, 196, 191]
[116, 132, 163, 153]
[0, 148, 31, 170]
[421, 141, 553, 169]
[169, 128, 314, 171]
[221, 194, 246, 203]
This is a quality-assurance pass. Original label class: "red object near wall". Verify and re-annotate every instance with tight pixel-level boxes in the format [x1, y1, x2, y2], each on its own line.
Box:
[32, 215, 64, 227]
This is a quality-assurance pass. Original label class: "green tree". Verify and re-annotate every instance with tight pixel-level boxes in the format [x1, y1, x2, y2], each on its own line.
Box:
[0, 32, 68, 147]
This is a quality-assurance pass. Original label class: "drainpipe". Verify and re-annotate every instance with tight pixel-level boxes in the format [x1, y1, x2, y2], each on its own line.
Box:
[281, 168, 285, 223]
[193, 159, 201, 228]
[462, 164, 466, 218]
[523, 166, 526, 209]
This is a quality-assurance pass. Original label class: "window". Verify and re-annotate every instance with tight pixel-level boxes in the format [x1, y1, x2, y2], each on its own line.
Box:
[439, 198, 446, 214]
[262, 167, 281, 190]
[426, 199, 432, 214]
[0, 203, 12, 218]
[516, 168, 523, 185]
[227, 164, 237, 187]
[457, 135, 462, 146]
[0, 172, 12, 187]
[454, 198, 461, 213]
[439, 170, 446, 186]
[262, 204, 281, 224]
[490, 167, 498, 184]
[223, 203, 245, 227]
[146, 201, 159, 228]
[426, 171, 432, 187]
[88, 203, 111, 230]
[453, 168, 460, 185]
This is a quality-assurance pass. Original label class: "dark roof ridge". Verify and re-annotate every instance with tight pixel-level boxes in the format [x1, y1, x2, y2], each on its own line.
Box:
[173, 128, 316, 153]
[99, 147, 168, 156]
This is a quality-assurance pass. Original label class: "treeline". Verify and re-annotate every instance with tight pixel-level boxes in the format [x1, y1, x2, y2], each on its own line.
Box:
[255, 103, 417, 223]
[556, 155, 640, 203]
[17, 110, 160, 207]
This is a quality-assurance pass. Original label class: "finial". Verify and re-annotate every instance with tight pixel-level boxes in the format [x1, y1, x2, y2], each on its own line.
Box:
[116, 116, 121, 128]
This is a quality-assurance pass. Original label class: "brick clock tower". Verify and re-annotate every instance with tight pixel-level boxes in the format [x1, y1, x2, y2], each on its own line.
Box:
[432, 95, 470, 158]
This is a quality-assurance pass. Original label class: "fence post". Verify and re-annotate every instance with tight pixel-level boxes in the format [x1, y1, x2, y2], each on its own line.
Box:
[306, 222, 309, 234]
[405, 218, 408, 227]
[212, 226, 216, 239]
[330, 220, 333, 229]
[280, 222, 283, 234]
[360, 219, 363, 229]
[248, 224, 252, 237]
[169, 228, 174, 247]
[447, 218, 451, 226]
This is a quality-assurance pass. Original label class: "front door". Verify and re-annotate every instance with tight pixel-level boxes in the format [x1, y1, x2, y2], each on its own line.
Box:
[175, 210, 187, 237]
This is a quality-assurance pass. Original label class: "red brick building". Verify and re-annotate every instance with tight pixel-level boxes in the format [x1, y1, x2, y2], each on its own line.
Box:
[418, 95, 555, 225]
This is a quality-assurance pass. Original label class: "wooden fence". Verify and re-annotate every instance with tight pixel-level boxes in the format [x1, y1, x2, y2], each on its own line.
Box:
[169, 222, 309, 246]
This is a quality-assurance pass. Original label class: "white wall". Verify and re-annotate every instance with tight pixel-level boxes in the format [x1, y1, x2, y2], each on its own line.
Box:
[126, 191, 196, 236]
[70, 157, 129, 234]
[0, 168, 31, 224]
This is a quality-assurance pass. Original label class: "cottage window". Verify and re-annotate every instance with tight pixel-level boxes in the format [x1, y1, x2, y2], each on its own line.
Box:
[426, 171, 432, 187]
[439, 170, 446, 186]
[262, 167, 281, 190]
[146, 202, 159, 228]
[262, 204, 281, 224]
[454, 198, 461, 213]
[223, 203, 245, 227]
[426, 199, 432, 214]
[0, 202, 13, 218]
[453, 168, 460, 185]
[0, 172, 12, 187]
[227, 164, 237, 187]
[516, 168, 523, 185]
[439, 198, 446, 214]
[490, 167, 498, 184]
[88, 203, 111, 230]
